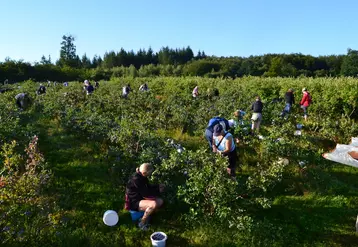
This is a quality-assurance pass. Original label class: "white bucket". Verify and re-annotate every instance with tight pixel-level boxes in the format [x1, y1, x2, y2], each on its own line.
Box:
[150, 232, 167, 247]
[103, 210, 118, 226]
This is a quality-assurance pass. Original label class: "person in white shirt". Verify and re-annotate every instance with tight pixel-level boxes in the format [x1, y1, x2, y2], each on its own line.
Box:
[192, 86, 199, 98]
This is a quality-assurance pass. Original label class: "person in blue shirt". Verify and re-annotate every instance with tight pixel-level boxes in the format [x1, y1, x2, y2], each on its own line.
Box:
[212, 124, 238, 177]
[205, 117, 234, 151]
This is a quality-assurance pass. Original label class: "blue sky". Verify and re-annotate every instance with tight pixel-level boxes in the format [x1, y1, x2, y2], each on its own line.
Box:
[0, 0, 357, 63]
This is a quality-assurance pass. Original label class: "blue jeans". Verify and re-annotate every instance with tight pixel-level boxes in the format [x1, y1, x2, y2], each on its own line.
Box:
[301, 105, 308, 117]
[281, 103, 292, 117]
[205, 129, 213, 150]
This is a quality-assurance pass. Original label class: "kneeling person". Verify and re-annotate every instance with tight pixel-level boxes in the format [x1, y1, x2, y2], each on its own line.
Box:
[126, 163, 164, 230]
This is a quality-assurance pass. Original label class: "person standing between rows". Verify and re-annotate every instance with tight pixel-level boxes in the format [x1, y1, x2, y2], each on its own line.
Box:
[300, 88, 312, 121]
[251, 96, 263, 134]
[212, 124, 238, 177]
[205, 117, 234, 151]
[125, 163, 164, 231]
[280, 88, 295, 118]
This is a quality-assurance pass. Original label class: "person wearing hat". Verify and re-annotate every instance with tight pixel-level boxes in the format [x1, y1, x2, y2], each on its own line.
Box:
[205, 117, 235, 150]
[212, 124, 238, 177]
[280, 88, 295, 118]
[126, 163, 164, 230]
[300, 88, 312, 121]
[251, 96, 263, 134]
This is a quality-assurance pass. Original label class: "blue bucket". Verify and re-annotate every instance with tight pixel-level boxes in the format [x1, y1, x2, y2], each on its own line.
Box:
[130, 210, 144, 221]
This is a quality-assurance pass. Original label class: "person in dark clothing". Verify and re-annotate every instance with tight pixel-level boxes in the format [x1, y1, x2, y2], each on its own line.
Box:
[86, 84, 94, 94]
[83, 81, 94, 95]
[36, 84, 46, 95]
[280, 89, 295, 117]
[126, 163, 164, 230]
[251, 96, 263, 133]
[94, 81, 99, 89]
[15, 93, 31, 109]
[205, 117, 234, 150]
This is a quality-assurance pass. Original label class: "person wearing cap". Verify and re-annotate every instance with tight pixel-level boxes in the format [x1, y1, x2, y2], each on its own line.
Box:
[280, 89, 295, 118]
[300, 88, 312, 121]
[126, 163, 164, 230]
[205, 117, 235, 150]
[251, 96, 263, 134]
[212, 124, 238, 177]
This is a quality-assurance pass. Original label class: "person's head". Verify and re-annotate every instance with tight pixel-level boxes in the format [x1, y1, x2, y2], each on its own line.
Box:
[213, 124, 224, 136]
[234, 110, 239, 117]
[302, 87, 307, 93]
[139, 163, 154, 177]
[288, 88, 293, 92]
[84, 80, 89, 84]
[255, 96, 261, 101]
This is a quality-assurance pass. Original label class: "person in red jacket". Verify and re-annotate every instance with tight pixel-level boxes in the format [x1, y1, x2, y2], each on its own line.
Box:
[300, 88, 312, 121]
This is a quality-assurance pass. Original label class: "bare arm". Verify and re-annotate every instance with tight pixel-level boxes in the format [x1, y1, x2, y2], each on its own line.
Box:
[221, 136, 233, 155]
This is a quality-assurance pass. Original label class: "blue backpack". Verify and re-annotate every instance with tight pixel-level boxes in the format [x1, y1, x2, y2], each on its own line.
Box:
[208, 117, 222, 127]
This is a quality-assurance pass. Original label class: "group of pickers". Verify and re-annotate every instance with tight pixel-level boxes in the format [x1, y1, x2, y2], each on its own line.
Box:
[4, 81, 313, 231]
[125, 86, 313, 231]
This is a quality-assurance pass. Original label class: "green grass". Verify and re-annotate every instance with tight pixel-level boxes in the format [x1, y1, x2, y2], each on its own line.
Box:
[29, 117, 357, 247]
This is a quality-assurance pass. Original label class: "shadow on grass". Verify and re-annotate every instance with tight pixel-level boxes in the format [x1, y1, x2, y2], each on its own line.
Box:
[261, 195, 358, 246]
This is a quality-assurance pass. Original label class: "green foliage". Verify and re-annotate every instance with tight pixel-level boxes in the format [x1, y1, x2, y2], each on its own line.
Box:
[1, 77, 358, 246]
[341, 48, 358, 76]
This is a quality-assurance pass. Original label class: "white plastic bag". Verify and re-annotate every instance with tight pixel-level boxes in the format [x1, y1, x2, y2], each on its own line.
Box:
[324, 143, 358, 168]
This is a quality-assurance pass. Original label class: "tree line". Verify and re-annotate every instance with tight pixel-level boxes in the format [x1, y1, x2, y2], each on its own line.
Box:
[1, 35, 358, 83]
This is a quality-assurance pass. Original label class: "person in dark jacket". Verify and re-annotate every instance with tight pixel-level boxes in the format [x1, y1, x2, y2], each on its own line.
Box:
[126, 163, 164, 230]
[280, 89, 295, 117]
[251, 96, 263, 134]
[36, 84, 46, 95]
[205, 117, 234, 151]
[83, 81, 94, 95]
[15, 93, 31, 109]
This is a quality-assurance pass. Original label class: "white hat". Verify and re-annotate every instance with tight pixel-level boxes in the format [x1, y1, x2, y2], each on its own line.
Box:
[84, 80, 89, 84]
[228, 119, 235, 128]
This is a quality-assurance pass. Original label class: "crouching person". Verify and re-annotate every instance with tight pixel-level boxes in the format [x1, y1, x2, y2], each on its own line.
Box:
[126, 163, 164, 230]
